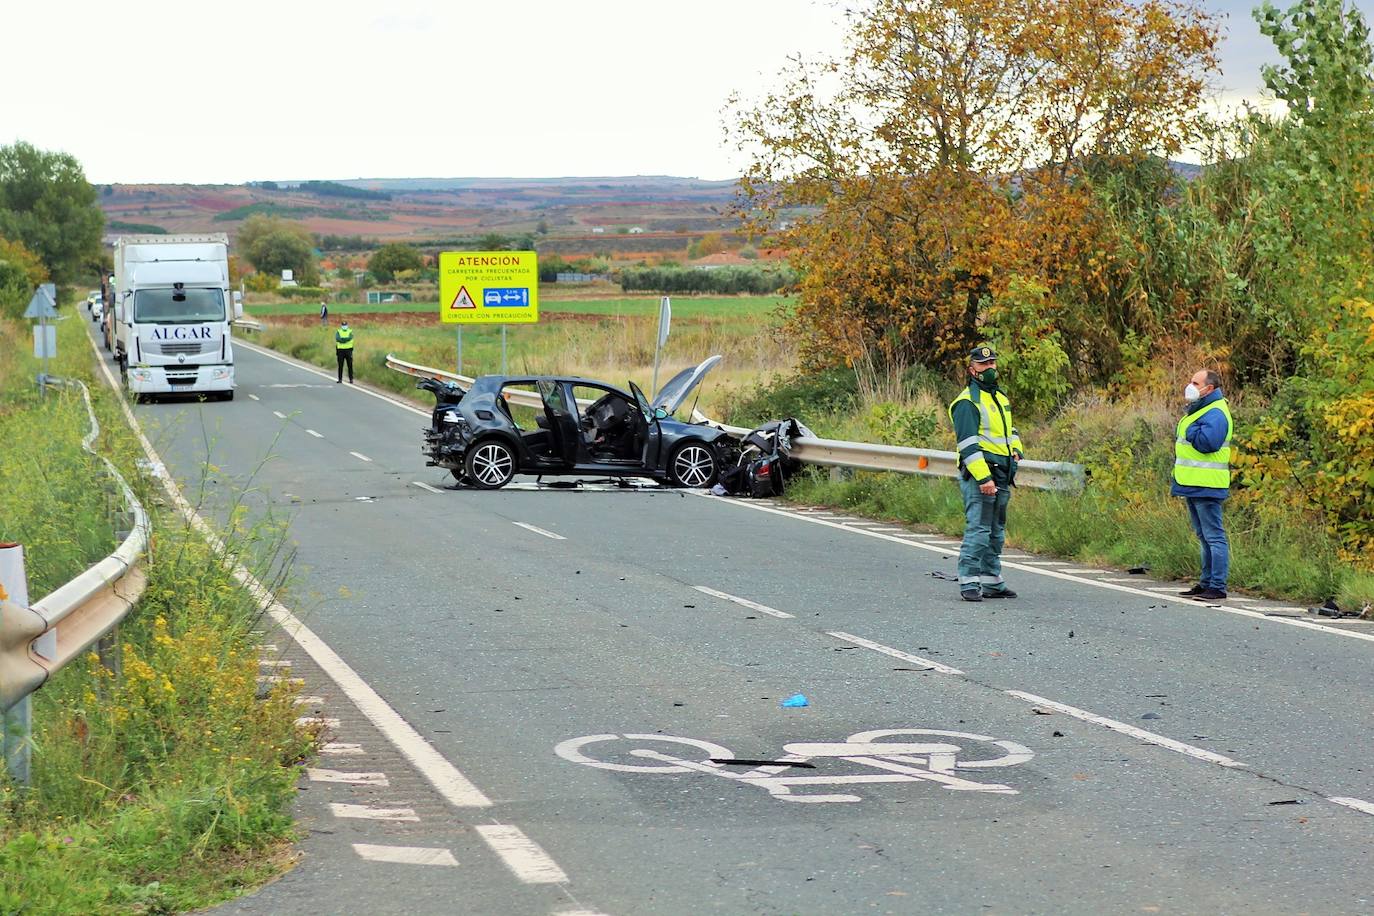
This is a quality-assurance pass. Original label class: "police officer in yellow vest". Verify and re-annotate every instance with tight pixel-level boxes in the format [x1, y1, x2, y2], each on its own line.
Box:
[1172, 369, 1232, 600]
[949, 345, 1024, 601]
[335, 321, 355, 384]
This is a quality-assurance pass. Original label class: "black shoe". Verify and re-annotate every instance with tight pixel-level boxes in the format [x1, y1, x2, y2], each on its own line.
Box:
[960, 588, 983, 602]
[336, 379, 341, 384]
[1178, 584, 1204, 597]
[1195, 587, 1228, 600]
[982, 587, 1017, 599]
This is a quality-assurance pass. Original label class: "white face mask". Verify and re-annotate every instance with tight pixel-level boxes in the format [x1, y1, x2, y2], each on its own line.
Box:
[1184, 383, 1202, 401]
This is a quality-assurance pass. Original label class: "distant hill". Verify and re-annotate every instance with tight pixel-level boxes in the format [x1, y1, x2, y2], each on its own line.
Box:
[96, 176, 747, 249]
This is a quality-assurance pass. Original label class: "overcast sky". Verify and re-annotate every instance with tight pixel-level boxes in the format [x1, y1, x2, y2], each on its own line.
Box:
[5, 0, 1368, 184]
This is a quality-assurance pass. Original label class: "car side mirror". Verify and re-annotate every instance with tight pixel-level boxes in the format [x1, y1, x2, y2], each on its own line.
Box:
[654, 407, 668, 420]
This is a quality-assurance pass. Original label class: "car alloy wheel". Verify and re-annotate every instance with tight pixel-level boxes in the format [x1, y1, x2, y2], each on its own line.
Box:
[466, 440, 516, 489]
[670, 443, 717, 488]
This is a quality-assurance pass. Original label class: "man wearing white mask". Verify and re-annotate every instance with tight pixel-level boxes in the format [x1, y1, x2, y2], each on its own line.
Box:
[1172, 368, 1232, 600]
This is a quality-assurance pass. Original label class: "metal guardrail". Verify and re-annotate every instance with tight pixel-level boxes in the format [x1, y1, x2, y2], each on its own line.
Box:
[1, 380, 150, 713]
[233, 318, 264, 333]
[385, 354, 1086, 492]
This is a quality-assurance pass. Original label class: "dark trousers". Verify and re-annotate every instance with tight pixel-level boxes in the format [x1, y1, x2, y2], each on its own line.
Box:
[336, 349, 353, 382]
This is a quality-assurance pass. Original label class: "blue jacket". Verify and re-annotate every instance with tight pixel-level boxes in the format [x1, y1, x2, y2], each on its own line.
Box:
[1170, 388, 1230, 500]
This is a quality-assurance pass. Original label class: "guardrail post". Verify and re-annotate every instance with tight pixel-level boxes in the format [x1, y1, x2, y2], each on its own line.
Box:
[0, 543, 32, 786]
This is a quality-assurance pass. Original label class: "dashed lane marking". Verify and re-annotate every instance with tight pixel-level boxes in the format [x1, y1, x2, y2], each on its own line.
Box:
[350, 451, 373, 462]
[297, 716, 341, 729]
[320, 742, 365, 756]
[307, 429, 324, 438]
[352, 844, 458, 866]
[475, 824, 570, 885]
[273, 410, 287, 419]
[692, 586, 794, 619]
[293, 695, 325, 705]
[236, 339, 432, 417]
[307, 768, 390, 786]
[1330, 797, 1374, 817]
[513, 521, 567, 540]
[412, 481, 443, 494]
[1005, 691, 1247, 768]
[826, 631, 965, 676]
[330, 803, 420, 822]
[248, 393, 260, 401]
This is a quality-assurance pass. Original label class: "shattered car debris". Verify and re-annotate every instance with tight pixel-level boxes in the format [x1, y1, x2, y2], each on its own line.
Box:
[419, 356, 733, 490]
[714, 417, 813, 498]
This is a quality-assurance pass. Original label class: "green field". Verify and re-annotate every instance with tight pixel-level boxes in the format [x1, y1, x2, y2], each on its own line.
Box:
[247, 295, 788, 320]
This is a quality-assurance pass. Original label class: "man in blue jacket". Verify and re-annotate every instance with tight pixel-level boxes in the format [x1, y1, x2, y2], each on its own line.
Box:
[1172, 369, 1232, 600]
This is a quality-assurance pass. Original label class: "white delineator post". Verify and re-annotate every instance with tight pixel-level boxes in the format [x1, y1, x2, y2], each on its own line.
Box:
[0, 543, 32, 785]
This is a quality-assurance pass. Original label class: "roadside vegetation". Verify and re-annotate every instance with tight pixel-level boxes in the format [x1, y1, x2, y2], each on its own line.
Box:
[721, 0, 1374, 607]
[0, 295, 311, 907]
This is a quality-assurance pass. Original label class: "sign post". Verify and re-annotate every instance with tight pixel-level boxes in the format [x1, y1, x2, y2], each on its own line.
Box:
[438, 251, 539, 376]
[24, 284, 58, 398]
[651, 296, 671, 398]
[0, 543, 32, 785]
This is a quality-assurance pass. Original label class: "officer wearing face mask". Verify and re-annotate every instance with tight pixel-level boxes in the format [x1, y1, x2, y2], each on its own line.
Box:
[1172, 368, 1232, 600]
[948, 345, 1023, 602]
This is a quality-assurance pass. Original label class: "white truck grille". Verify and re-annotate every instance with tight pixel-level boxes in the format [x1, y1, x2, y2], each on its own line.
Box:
[159, 341, 211, 356]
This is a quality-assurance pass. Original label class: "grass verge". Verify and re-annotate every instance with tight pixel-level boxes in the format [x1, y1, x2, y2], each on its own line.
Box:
[0, 304, 312, 913]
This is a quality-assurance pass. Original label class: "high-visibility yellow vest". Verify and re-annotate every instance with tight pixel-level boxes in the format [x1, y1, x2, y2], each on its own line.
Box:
[1173, 399, 1232, 489]
[335, 328, 354, 350]
[948, 384, 1022, 482]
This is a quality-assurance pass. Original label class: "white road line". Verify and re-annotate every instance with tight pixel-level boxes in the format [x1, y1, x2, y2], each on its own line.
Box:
[1005, 691, 1246, 768]
[257, 643, 278, 652]
[330, 803, 420, 822]
[475, 825, 569, 884]
[1025, 560, 1070, 566]
[513, 521, 567, 540]
[256, 675, 303, 685]
[1329, 797, 1374, 816]
[88, 325, 495, 811]
[296, 716, 341, 729]
[697, 495, 1374, 646]
[307, 768, 389, 786]
[412, 481, 443, 494]
[306, 429, 324, 438]
[259, 659, 292, 668]
[691, 586, 794, 619]
[1060, 568, 1105, 575]
[248, 393, 260, 401]
[320, 742, 365, 756]
[826, 631, 965, 676]
[869, 527, 905, 532]
[293, 695, 325, 705]
[352, 844, 458, 866]
[273, 410, 287, 419]
[236, 339, 431, 417]
[350, 451, 373, 462]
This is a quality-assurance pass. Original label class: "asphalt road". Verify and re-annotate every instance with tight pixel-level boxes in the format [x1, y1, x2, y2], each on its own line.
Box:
[90, 332, 1374, 915]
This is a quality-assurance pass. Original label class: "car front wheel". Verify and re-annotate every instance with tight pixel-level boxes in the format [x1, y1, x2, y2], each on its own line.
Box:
[465, 439, 517, 489]
[668, 442, 718, 488]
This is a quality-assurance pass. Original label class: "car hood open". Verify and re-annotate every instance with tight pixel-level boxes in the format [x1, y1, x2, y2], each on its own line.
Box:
[650, 355, 722, 415]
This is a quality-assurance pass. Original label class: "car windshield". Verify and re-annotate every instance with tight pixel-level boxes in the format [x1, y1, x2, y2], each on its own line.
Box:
[133, 288, 225, 323]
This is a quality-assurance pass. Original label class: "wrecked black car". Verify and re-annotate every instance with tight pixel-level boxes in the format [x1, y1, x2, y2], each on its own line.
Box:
[420, 356, 733, 489]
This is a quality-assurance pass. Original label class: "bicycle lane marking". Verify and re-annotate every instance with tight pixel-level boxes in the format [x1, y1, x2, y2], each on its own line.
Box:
[691, 493, 1374, 646]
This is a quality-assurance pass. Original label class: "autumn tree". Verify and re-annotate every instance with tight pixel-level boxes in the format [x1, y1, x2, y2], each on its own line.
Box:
[236, 214, 319, 285]
[728, 0, 1219, 380]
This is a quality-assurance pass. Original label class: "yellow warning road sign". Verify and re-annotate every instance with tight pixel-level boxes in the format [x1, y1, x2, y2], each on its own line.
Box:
[439, 251, 539, 324]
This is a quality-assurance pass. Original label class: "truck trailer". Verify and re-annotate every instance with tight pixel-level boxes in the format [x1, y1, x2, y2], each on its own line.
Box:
[112, 234, 241, 400]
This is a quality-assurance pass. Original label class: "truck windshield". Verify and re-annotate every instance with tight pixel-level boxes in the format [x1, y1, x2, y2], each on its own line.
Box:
[132, 288, 225, 323]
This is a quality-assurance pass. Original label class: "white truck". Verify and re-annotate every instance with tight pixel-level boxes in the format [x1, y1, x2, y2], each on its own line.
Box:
[112, 233, 242, 400]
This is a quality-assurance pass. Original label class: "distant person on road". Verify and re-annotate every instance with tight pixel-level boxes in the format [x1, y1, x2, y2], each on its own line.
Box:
[335, 321, 355, 384]
[1172, 368, 1232, 600]
[319, 299, 329, 326]
[949, 345, 1023, 602]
